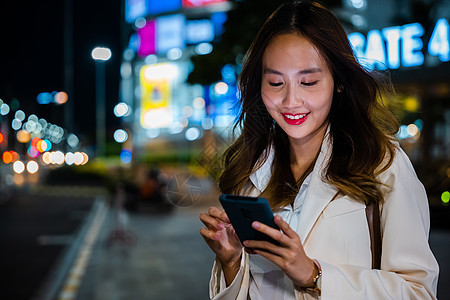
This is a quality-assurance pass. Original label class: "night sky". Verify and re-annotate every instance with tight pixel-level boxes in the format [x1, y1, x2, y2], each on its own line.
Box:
[0, 0, 123, 145]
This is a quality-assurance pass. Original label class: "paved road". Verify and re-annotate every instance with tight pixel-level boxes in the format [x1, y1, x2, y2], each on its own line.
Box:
[0, 194, 96, 299]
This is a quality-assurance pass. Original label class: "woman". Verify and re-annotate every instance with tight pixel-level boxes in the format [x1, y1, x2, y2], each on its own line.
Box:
[199, 1, 439, 299]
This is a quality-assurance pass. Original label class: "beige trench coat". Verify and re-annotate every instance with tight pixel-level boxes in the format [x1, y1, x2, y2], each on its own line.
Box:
[209, 134, 439, 299]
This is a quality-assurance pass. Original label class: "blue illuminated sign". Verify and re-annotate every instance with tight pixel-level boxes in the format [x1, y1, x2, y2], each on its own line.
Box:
[186, 19, 214, 44]
[349, 18, 450, 70]
[125, 0, 148, 23]
[148, 0, 182, 15]
[156, 14, 186, 54]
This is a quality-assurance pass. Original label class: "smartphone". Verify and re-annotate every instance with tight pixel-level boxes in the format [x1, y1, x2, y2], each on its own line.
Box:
[219, 194, 279, 245]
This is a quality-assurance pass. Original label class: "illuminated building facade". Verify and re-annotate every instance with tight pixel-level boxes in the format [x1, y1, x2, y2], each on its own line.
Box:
[119, 0, 236, 162]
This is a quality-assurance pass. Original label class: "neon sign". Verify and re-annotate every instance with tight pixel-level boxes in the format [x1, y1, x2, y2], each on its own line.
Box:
[349, 18, 450, 70]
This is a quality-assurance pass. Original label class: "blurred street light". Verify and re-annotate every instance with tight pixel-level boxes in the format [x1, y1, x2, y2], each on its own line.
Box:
[92, 46, 111, 157]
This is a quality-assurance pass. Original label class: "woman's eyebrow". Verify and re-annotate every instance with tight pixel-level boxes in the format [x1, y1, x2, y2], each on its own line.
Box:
[263, 67, 323, 75]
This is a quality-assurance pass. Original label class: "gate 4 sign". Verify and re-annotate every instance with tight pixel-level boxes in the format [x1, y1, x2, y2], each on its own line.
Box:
[349, 18, 450, 70]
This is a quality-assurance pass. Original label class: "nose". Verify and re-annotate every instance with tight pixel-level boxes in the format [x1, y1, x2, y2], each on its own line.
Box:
[282, 83, 304, 107]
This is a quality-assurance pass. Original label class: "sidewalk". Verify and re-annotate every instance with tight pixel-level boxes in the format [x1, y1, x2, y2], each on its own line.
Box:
[74, 178, 221, 300]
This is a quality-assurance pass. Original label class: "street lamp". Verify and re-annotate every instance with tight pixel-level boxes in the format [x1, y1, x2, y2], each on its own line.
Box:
[91, 47, 111, 157]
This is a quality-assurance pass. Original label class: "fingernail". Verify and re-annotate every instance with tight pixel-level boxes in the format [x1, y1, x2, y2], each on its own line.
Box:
[243, 240, 248, 246]
[252, 221, 260, 228]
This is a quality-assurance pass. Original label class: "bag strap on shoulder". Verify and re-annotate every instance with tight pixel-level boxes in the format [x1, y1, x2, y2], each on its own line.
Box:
[365, 201, 382, 269]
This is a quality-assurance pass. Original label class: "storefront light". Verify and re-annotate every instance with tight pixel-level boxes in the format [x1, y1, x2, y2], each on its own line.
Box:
[144, 63, 178, 80]
[143, 108, 173, 128]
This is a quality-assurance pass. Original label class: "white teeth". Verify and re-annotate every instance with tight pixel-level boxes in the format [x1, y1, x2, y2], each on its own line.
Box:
[284, 114, 306, 120]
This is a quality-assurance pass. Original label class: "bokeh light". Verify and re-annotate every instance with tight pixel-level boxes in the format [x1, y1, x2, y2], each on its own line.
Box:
[53, 151, 65, 165]
[442, 191, 450, 205]
[120, 149, 132, 164]
[214, 82, 229, 94]
[193, 97, 205, 110]
[3, 151, 13, 164]
[167, 48, 183, 60]
[146, 128, 160, 139]
[54, 91, 68, 104]
[14, 174, 24, 186]
[27, 161, 39, 174]
[195, 42, 213, 55]
[92, 47, 112, 61]
[202, 118, 214, 130]
[185, 127, 200, 141]
[80, 152, 89, 165]
[114, 102, 129, 117]
[27, 146, 40, 158]
[404, 96, 419, 112]
[42, 152, 51, 164]
[67, 134, 79, 148]
[114, 129, 128, 143]
[73, 152, 84, 165]
[15, 110, 25, 121]
[37, 139, 51, 152]
[13, 161, 25, 174]
[65, 152, 74, 165]
[1, 103, 10, 115]
[12, 119, 22, 130]
[406, 124, 419, 137]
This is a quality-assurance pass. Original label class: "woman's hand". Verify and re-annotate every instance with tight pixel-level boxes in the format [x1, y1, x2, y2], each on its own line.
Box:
[243, 215, 317, 288]
[200, 207, 243, 285]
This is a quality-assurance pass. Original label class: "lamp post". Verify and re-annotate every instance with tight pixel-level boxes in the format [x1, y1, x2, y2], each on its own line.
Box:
[91, 47, 111, 158]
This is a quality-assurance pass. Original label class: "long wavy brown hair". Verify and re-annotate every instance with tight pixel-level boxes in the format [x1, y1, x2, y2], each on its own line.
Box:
[219, 0, 399, 208]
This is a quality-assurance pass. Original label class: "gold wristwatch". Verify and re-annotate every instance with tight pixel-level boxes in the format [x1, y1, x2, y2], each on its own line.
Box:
[306, 259, 322, 294]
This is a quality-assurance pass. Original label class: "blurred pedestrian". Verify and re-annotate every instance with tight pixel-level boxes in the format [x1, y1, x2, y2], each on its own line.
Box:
[199, 1, 439, 299]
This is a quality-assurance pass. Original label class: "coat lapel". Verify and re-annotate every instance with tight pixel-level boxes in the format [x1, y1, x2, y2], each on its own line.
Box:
[297, 133, 338, 243]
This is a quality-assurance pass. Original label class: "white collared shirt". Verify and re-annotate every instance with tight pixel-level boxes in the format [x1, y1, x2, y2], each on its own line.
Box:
[248, 173, 311, 300]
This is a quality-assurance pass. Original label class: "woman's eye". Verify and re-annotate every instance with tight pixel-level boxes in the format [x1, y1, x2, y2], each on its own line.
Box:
[302, 81, 318, 86]
[269, 82, 283, 87]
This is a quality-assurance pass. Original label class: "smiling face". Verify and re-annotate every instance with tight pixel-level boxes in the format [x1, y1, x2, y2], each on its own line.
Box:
[261, 33, 335, 148]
